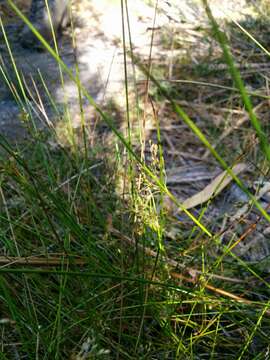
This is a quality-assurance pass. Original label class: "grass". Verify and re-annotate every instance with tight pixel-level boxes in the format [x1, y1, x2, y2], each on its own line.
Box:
[1, 0, 270, 358]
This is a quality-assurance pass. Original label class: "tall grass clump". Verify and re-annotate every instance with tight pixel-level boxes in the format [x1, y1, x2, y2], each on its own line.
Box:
[0, 0, 270, 358]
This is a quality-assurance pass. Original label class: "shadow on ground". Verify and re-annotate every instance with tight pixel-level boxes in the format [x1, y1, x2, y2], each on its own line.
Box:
[0, 0, 127, 139]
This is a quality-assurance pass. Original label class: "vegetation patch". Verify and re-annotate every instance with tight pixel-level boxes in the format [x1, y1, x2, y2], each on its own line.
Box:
[1, 0, 270, 358]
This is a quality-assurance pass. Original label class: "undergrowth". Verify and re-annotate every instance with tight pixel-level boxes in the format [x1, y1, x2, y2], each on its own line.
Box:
[0, 0, 270, 359]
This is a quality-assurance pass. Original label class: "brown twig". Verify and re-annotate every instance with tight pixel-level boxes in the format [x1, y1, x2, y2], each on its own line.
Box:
[110, 227, 244, 284]
[0, 255, 87, 267]
[170, 271, 269, 311]
[109, 227, 270, 313]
